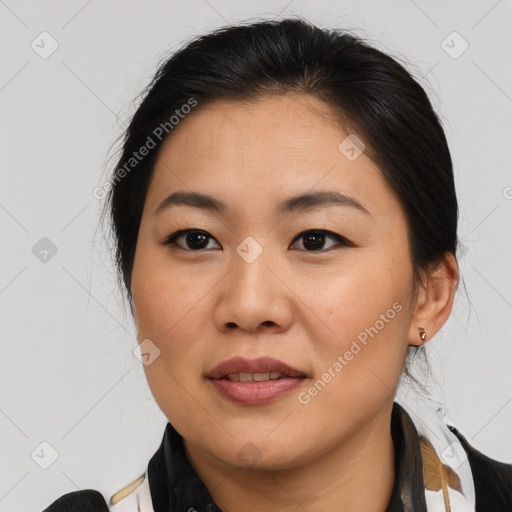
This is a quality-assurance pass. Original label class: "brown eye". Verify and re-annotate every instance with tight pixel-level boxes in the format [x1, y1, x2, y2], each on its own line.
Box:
[162, 228, 353, 252]
[162, 230, 219, 251]
[290, 230, 353, 252]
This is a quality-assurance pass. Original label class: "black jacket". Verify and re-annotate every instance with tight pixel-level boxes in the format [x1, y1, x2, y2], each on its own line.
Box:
[42, 402, 512, 511]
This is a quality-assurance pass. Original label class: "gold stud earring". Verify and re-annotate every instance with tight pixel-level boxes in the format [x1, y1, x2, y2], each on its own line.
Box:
[418, 327, 427, 341]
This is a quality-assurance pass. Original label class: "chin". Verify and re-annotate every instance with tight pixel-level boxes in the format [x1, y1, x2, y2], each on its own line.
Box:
[209, 432, 309, 471]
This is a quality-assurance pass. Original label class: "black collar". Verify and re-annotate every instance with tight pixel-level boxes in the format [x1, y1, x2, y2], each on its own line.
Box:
[147, 402, 427, 512]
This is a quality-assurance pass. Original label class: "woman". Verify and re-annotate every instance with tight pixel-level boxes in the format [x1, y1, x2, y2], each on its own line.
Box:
[43, 17, 512, 512]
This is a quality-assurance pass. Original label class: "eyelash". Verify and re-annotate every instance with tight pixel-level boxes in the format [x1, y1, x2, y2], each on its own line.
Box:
[161, 229, 354, 252]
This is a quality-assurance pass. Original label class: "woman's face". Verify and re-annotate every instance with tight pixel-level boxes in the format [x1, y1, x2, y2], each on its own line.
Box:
[131, 93, 418, 470]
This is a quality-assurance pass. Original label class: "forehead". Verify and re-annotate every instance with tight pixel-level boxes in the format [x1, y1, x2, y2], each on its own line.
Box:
[145, 94, 402, 221]
[157, 93, 351, 165]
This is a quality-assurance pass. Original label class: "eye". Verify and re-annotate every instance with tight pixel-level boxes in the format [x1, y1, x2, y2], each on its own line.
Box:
[162, 229, 353, 252]
[290, 229, 354, 252]
[161, 229, 220, 251]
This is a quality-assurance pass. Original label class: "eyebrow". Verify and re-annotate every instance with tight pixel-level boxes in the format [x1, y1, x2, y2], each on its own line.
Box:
[154, 190, 371, 217]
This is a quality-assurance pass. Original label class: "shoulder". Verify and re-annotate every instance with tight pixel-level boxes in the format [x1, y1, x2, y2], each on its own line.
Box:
[41, 472, 154, 512]
[40, 488, 109, 512]
[449, 425, 512, 511]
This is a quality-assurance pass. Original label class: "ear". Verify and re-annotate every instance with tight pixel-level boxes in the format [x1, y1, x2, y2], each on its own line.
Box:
[408, 251, 459, 346]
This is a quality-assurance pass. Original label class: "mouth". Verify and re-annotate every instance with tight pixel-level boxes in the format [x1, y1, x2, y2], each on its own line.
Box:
[207, 355, 308, 379]
[207, 356, 308, 405]
[217, 371, 303, 382]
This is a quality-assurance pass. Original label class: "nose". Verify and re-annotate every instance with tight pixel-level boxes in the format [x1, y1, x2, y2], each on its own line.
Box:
[213, 244, 294, 335]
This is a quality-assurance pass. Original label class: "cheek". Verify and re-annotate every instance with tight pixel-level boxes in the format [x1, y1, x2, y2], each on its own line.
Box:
[297, 276, 409, 432]
[132, 246, 206, 341]
[310, 251, 412, 381]
[133, 283, 211, 386]
[131, 246, 219, 352]
[132, 258, 214, 432]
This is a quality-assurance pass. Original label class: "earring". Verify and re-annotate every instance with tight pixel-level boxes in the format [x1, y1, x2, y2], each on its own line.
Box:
[418, 327, 427, 341]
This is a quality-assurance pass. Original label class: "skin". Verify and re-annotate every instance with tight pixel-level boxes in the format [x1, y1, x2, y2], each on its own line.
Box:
[130, 93, 459, 511]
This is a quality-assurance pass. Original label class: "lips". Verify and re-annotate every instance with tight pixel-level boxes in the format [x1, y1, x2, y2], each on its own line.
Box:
[207, 356, 307, 380]
[207, 356, 308, 405]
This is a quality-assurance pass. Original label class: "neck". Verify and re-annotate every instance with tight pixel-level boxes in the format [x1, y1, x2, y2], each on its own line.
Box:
[184, 403, 396, 512]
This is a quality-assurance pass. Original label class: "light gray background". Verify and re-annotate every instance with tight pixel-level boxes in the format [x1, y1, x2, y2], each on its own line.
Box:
[1, 1, 511, 511]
